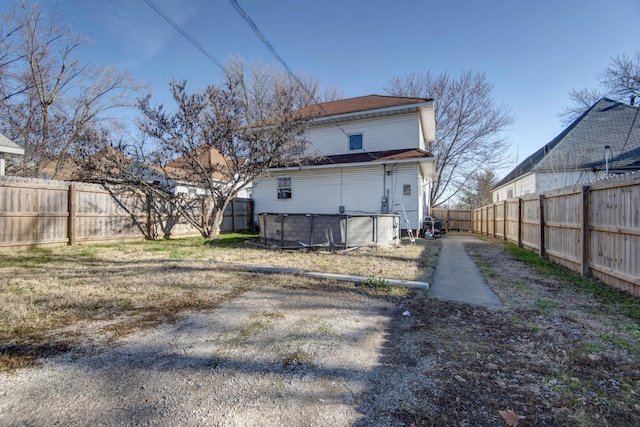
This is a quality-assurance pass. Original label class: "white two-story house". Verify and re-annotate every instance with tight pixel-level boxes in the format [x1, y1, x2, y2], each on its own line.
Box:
[252, 95, 437, 235]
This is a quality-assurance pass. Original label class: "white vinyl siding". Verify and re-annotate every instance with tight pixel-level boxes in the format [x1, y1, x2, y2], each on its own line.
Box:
[493, 172, 536, 201]
[535, 170, 598, 193]
[253, 163, 423, 230]
[303, 113, 422, 156]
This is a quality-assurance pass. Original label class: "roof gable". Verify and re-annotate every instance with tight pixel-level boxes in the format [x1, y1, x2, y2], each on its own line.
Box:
[495, 98, 640, 188]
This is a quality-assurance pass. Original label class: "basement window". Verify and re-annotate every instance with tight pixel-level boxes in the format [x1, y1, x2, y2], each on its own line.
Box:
[277, 177, 292, 199]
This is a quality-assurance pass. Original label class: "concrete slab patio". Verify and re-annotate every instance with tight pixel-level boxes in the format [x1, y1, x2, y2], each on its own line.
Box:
[431, 234, 502, 306]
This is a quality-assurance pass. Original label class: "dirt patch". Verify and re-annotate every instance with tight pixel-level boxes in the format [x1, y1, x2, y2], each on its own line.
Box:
[401, 237, 640, 426]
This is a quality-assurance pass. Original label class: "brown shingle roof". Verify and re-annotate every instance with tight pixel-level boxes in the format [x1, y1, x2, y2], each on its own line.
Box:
[299, 94, 433, 119]
[271, 149, 433, 169]
[41, 147, 132, 181]
[165, 147, 231, 181]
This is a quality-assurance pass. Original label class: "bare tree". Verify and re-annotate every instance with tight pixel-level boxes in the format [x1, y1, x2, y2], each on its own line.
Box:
[385, 70, 513, 207]
[0, 1, 143, 178]
[0, 6, 25, 102]
[557, 87, 607, 125]
[559, 51, 640, 125]
[457, 170, 496, 209]
[127, 58, 317, 239]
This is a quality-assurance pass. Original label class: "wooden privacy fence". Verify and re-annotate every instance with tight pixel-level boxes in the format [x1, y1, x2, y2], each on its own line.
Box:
[431, 208, 473, 231]
[472, 174, 640, 297]
[0, 176, 254, 249]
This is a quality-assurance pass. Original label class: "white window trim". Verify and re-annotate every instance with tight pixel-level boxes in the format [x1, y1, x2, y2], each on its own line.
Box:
[277, 176, 292, 199]
[348, 133, 363, 151]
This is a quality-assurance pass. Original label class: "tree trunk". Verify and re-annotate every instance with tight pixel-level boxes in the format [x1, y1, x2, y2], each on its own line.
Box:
[204, 198, 232, 240]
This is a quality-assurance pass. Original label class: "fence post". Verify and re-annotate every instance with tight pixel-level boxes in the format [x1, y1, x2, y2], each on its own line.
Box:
[231, 199, 236, 233]
[445, 209, 450, 232]
[249, 199, 255, 231]
[484, 206, 488, 236]
[503, 200, 507, 241]
[472, 210, 475, 233]
[492, 203, 497, 238]
[280, 214, 285, 247]
[517, 198, 523, 248]
[67, 184, 76, 245]
[146, 193, 153, 239]
[580, 186, 590, 277]
[539, 194, 545, 257]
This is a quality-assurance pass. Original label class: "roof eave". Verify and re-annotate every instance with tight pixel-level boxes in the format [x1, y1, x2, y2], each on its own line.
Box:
[0, 146, 25, 156]
[310, 101, 434, 126]
[268, 156, 435, 172]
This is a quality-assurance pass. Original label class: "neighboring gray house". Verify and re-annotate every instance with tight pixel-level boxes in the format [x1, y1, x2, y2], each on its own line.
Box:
[493, 98, 640, 201]
[0, 133, 25, 176]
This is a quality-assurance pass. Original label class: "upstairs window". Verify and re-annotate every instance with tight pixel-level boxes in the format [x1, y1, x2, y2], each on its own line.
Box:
[349, 133, 363, 150]
[277, 177, 292, 199]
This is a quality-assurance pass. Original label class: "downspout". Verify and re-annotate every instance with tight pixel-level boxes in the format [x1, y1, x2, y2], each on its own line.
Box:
[417, 172, 423, 231]
[382, 164, 387, 213]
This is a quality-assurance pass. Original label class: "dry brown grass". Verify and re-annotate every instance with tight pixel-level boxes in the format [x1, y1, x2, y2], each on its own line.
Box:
[0, 234, 441, 371]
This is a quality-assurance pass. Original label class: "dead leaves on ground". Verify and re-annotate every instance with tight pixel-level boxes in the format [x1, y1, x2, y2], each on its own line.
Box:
[498, 409, 522, 426]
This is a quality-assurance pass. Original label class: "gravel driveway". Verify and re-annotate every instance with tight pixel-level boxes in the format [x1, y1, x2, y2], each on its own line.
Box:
[0, 278, 433, 426]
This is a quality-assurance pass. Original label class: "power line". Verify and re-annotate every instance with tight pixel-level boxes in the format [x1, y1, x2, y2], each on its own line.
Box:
[143, 0, 226, 73]
[227, 0, 301, 93]
[227, 0, 381, 162]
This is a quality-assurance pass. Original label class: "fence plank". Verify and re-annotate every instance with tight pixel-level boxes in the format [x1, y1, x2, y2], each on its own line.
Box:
[539, 195, 545, 257]
[470, 174, 640, 297]
[68, 184, 76, 245]
[581, 186, 590, 277]
[0, 176, 254, 249]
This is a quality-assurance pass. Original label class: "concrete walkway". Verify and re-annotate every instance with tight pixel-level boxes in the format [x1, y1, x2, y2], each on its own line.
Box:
[431, 235, 502, 306]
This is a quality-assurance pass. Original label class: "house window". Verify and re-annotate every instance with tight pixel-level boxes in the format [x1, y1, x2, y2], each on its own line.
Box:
[349, 133, 363, 150]
[277, 177, 292, 199]
[403, 184, 411, 195]
[507, 189, 513, 199]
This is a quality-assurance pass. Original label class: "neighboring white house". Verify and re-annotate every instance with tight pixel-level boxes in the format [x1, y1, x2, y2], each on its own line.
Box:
[493, 97, 640, 201]
[0, 133, 25, 176]
[252, 95, 437, 233]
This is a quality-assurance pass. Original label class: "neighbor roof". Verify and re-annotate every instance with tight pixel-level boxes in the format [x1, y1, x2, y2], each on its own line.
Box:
[165, 147, 230, 182]
[40, 147, 133, 181]
[0, 133, 25, 155]
[299, 94, 433, 119]
[495, 98, 640, 188]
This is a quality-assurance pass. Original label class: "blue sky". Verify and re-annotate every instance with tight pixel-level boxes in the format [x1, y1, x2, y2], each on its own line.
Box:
[40, 0, 640, 178]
